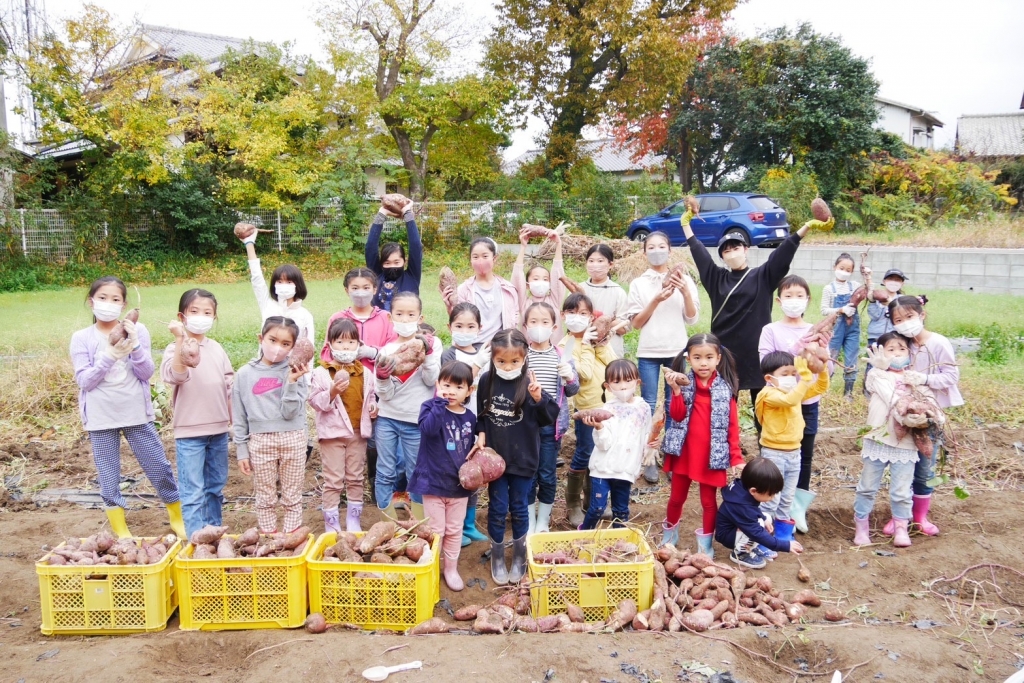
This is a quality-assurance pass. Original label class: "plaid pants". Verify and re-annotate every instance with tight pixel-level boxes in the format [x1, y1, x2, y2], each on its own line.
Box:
[249, 430, 306, 533]
[89, 422, 179, 509]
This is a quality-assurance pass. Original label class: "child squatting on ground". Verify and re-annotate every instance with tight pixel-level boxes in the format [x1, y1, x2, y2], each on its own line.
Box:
[715, 457, 804, 569]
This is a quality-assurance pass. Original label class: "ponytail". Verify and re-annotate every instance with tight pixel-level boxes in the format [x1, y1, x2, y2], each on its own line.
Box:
[683, 333, 739, 397]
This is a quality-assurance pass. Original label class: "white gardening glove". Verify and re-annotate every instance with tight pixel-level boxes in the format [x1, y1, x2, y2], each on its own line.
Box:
[902, 370, 927, 386]
[123, 319, 140, 350]
[242, 232, 257, 245]
[865, 345, 890, 370]
[902, 413, 928, 428]
[106, 338, 132, 361]
[582, 325, 598, 345]
[841, 305, 856, 317]
[356, 345, 378, 361]
[557, 362, 574, 381]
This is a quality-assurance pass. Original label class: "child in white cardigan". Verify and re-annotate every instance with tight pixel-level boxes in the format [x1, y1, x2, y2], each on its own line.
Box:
[578, 359, 652, 529]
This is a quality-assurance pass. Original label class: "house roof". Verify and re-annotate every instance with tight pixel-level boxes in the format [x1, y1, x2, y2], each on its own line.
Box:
[503, 138, 666, 175]
[874, 96, 944, 128]
[135, 25, 250, 64]
[956, 112, 1024, 157]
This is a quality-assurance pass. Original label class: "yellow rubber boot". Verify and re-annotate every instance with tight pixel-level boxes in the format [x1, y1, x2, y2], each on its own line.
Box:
[166, 501, 187, 539]
[410, 501, 426, 522]
[379, 501, 399, 521]
[105, 507, 132, 539]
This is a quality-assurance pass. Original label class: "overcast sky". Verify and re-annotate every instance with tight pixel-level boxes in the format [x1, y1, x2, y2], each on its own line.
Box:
[10, 0, 1024, 158]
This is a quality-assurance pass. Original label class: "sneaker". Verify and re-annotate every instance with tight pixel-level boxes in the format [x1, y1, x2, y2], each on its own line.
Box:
[730, 548, 767, 570]
[754, 545, 777, 561]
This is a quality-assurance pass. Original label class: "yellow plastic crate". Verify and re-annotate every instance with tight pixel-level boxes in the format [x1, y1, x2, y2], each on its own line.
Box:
[527, 528, 654, 622]
[175, 534, 313, 631]
[36, 537, 181, 636]
[307, 531, 440, 630]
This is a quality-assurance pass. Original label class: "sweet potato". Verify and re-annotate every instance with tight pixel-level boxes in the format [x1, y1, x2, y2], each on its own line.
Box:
[685, 196, 700, 215]
[359, 522, 398, 554]
[558, 275, 581, 295]
[408, 617, 449, 635]
[193, 545, 217, 559]
[395, 519, 434, 543]
[95, 531, 116, 553]
[566, 603, 585, 623]
[784, 602, 806, 622]
[47, 554, 68, 565]
[404, 537, 428, 562]
[591, 312, 626, 347]
[291, 538, 310, 557]
[289, 336, 315, 370]
[190, 525, 228, 546]
[674, 564, 700, 580]
[811, 198, 832, 222]
[824, 607, 845, 622]
[305, 612, 328, 634]
[370, 553, 394, 564]
[180, 337, 201, 368]
[520, 223, 552, 239]
[737, 610, 770, 626]
[648, 598, 667, 632]
[688, 553, 714, 570]
[791, 590, 821, 607]
[681, 609, 714, 632]
[473, 609, 504, 634]
[438, 266, 457, 295]
[107, 308, 140, 345]
[216, 537, 236, 559]
[516, 595, 532, 616]
[632, 610, 650, 630]
[459, 447, 506, 489]
[494, 605, 517, 630]
[572, 408, 615, 423]
[756, 576, 773, 593]
[515, 616, 539, 632]
[279, 527, 311, 550]
[605, 599, 638, 631]
[710, 599, 732, 620]
[560, 622, 595, 633]
[236, 527, 260, 548]
[801, 310, 839, 348]
[233, 222, 272, 240]
[381, 193, 411, 216]
[537, 614, 562, 633]
[454, 605, 483, 621]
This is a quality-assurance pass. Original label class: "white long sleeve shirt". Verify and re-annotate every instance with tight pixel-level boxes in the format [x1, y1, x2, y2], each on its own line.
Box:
[626, 269, 700, 358]
[248, 258, 315, 343]
[589, 396, 653, 483]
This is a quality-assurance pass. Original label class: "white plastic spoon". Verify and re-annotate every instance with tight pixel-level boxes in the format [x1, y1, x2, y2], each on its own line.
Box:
[362, 660, 423, 682]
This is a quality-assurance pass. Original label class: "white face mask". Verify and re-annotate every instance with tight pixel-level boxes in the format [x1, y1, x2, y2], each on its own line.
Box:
[722, 251, 746, 270]
[495, 366, 522, 381]
[451, 331, 477, 347]
[565, 314, 589, 333]
[527, 326, 553, 343]
[774, 375, 798, 390]
[611, 386, 637, 403]
[895, 319, 924, 338]
[885, 281, 902, 294]
[393, 321, 419, 338]
[528, 281, 550, 298]
[185, 315, 214, 335]
[275, 282, 296, 302]
[92, 300, 123, 323]
[349, 291, 373, 308]
[646, 250, 669, 267]
[332, 349, 358, 364]
[780, 299, 808, 318]
[834, 269, 851, 282]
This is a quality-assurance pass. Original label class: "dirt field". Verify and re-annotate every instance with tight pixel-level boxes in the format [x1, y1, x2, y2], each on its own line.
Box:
[1, 425, 1023, 682]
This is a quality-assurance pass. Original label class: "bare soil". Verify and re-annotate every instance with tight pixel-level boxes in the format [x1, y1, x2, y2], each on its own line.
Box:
[1, 426, 1023, 682]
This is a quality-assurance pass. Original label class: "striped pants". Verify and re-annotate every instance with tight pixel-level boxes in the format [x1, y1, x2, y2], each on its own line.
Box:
[249, 430, 307, 533]
[88, 422, 179, 509]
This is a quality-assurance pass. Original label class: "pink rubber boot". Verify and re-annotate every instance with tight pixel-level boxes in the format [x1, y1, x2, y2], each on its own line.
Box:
[853, 516, 871, 546]
[882, 518, 895, 536]
[892, 518, 912, 547]
[912, 494, 940, 536]
[443, 552, 464, 591]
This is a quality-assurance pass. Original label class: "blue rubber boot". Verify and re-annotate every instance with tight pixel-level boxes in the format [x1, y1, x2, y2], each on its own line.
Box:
[774, 518, 796, 544]
[695, 528, 715, 560]
[462, 502, 488, 547]
[660, 521, 680, 548]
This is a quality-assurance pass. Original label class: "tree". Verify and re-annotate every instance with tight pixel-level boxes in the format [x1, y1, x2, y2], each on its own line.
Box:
[485, 0, 736, 176]
[320, 0, 509, 199]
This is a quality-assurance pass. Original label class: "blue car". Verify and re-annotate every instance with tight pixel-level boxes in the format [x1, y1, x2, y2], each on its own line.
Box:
[626, 192, 790, 248]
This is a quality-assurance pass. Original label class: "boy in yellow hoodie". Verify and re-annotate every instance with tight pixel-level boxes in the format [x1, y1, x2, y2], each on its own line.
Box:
[754, 352, 829, 555]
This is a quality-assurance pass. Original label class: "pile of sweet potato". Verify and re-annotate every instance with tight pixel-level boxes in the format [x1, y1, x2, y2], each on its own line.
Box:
[41, 533, 178, 566]
[318, 519, 435, 566]
[648, 545, 824, 632]
[533, 537, 646, 565]
[187, 524, 311, 559]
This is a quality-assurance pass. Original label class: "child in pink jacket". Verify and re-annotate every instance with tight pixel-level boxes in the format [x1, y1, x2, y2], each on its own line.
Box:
[310, 318, 376, 532]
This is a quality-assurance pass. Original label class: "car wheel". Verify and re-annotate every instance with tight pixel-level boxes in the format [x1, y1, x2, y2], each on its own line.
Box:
[631, 228, 650, 242]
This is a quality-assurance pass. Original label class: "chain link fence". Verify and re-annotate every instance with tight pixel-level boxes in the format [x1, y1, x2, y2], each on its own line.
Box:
[3, 196, 673, 261]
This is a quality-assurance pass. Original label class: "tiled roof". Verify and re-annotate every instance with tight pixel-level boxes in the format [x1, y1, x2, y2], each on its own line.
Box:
[139, 25, 250, 63]
[504, 138, 666, 175]
[956, 113, 1024, 157]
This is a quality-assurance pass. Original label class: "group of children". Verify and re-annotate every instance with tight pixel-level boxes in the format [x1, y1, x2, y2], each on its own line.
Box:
[69, 198, 961, 594]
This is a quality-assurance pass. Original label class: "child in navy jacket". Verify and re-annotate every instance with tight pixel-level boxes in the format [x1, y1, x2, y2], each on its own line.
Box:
[715, 457, 804, 569]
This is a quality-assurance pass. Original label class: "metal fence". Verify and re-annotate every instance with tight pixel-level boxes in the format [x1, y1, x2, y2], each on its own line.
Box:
[3, 196, 673, 262]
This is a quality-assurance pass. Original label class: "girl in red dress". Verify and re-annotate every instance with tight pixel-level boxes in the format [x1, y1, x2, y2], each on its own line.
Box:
[659, 333, 744, 559]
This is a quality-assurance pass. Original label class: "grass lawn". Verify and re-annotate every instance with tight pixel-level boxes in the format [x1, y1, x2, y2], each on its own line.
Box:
[1, 250, 1022, 434]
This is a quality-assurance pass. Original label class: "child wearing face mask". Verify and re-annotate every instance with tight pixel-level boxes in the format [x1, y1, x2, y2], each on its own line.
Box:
[864, 269, 905, 392]
[524, 302, 580, 534]
[559, 293, 618, 527]
[512, 227, 566, 344]
[373, 292, 443, 522]
[578, 244, 629, 358]
[237, 229, 315, 343]
[578, 360, 651, 530]
[855, 332, 944, 548]
[71, 276, 185, 540]
[476, 329, 559, 585]
[442, 237, 520, 343]
[757, 275, 827, 535]
[232, 317, 310, 534]
[884, 295, 961, 538]
[659, 334, 743, 560]
[821, 253, 862, 398]
[366, 196, 422, 312]
[160, 289, 234, 539]
[310, 318, 376, 534]
[754, 352, 829, 558]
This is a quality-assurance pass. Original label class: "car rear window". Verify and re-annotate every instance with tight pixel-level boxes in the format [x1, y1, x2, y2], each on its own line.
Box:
[748, 196, 780, 211]
[700, 196, 732, 212]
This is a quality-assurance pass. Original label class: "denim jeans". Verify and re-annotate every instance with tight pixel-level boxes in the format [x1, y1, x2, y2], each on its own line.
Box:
[829, 312, 861, 382]
[912, 425, 942, 496]
[175, 433, 229, 539]
[854, 458, 915, 520]
[374, 416, 422, 508]
[797, 402, 819, 491]
[487, 472, 533, 541]
[638, 356, 674, 417]
[529, 426, 559, 505]
[759, 447, 800, 521]
[581, 477, 631, 529]
[570, 420, 596, 471]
